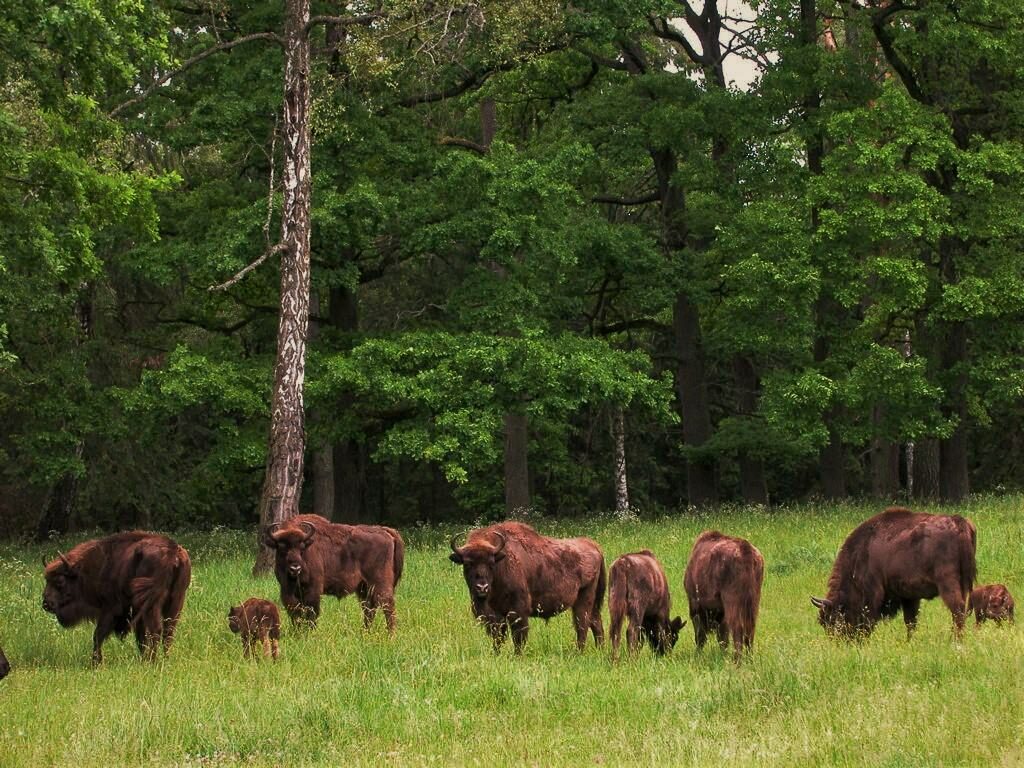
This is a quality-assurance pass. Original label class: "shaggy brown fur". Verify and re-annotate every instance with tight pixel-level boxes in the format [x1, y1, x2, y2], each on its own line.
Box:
[0, 645, 8, 681]
[608, 550, 685, 660]
[228, 598, 281, 659]
[968, 584, 1015, 626]
[265, 514, 404, 633]
[684, 531, 764, 661]
[812, 507, 977, 640]
[42, 532, 191, 665]
[449, 521, 606, 654]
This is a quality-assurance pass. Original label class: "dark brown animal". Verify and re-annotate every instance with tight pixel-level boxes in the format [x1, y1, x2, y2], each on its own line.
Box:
[968, 584, 1015, 626]
[608, 550, 685, 659]
[42, 532, 191, 664]
[684, 531, 764, 661]
[812, 507, 977, 640]
[449, 521, 606, 654]
[265, 514, 404, 632]
[0, 645, 8, 681]
[228, 598, 281, 659]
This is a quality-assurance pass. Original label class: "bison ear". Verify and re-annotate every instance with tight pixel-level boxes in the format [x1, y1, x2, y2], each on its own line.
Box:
[448, 551, 464, 565]
[492, 550, 506, 563]
[671, 617, 686, 632]
[810, 596, 833, 610]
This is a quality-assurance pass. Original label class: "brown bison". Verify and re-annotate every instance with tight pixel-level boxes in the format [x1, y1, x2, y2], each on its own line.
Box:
[684, 531, 764, 661]
[968, 584, 1015, 626]
[42, 532, 191, 664]
[0, 645, 8, 680]
[449, 522, 606, 653]
[608, 550, 685, 660]
[264, 514, 404, 633]
[812, 507, 977, 639]
[228, 598, 281, 659]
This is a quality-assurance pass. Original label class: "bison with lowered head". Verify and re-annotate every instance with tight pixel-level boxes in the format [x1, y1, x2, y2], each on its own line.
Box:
[609, 550, 685, 660]
[264, 514, 404, 632]
[684, 531, 764, 661]
[449, 521, 606, 654]
[812, 507, 976, 640]
[42, 532, 191, 665]
[969, 584, 1015, 626]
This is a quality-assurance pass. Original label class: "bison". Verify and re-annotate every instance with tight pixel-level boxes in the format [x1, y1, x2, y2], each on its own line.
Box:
[684, 531, 764, 661]
[608, 550, 685, 660]
[0, 645, 8, 681]
[264, 514, 404, 633]
[228, 598, 281, 659]
[42, 532, 191, 664]
[812, 507, 977, 640]
[448, 521, 606, 654]
[968, 584, 1015, 626]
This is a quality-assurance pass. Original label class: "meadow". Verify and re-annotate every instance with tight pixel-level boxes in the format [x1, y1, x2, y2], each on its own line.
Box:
[0, 498, 1021, 767]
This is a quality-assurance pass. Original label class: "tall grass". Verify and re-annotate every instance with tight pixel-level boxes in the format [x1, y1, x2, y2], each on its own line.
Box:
[0, 497, 1021, 766]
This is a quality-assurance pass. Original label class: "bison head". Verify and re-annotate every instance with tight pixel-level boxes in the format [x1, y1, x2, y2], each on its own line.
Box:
[264, 521, 316, 580]
[449, 531, 507, 601]
[227, 605, 243, 634]
[0, 645, 8, 681]
[42, 553, 86, 628]
[646, 616, 687, 655]
[811, 595, 865, 639]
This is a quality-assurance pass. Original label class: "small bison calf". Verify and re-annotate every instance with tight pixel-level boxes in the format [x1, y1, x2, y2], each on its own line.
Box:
[968, 584, 1015, 626]
[228, 599, 281, 660]
[609, 550, 685, 660]
[0, 645, 9, 681]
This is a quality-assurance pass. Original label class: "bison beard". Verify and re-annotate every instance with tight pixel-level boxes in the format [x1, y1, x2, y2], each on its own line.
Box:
[968, 584, 1015, 626]
[684, 531, 764, 661]
[812, 507, 977, 640]
[41, 532, 191, 665]
[449, 522, 606, 654]
[608, 550, 684, 660]
[265, 514, 404, 632]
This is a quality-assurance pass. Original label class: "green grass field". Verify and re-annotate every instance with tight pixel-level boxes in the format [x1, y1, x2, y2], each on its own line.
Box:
[1, 498, 1021, 767]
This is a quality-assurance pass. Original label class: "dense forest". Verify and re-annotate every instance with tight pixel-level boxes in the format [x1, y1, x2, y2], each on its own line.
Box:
[2, 0, 1023, 537]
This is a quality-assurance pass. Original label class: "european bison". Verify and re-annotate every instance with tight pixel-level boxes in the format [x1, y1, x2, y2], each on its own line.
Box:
[42, 532, 191, 664]
[684, 531, 764, 661]
[812, 507, 977, 639]
[265, 514, 404, 632]
[608, 550, 685, 660]
[0, 645, 8, 681]
[449, 522, 606, 654]
[228, 598, 281, 659]
[969, 584, 1015, 626]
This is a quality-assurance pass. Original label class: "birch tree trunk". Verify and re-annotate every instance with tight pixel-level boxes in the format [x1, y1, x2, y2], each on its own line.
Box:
[253, 0, 312, 574]
[611, 407, 630, 514]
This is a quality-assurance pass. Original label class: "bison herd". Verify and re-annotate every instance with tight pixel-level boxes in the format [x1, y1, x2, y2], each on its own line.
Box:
[0, 507, 1014, 678]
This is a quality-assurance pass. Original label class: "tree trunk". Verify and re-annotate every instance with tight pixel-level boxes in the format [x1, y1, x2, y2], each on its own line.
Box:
[913, 438, 941, 501]
[611, 407, 630, 514]
[504, 411, 530, 514]
[870, 434, 900, 499]
[674, 291, 718, 507]
[36, 446, 82, 540]
[334, 438, 367, 523]
[819, 422, 847, 499]
[732, 355, 769, 505]
[254, 0, 313, 574]
[308, 291, 334, 520]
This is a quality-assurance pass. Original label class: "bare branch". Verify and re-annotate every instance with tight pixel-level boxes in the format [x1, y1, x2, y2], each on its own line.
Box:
[304, 12, 384, 37]
[648, 16, 705, 66]
[593, 190, 660, 206]
[110, 32, 283, 118]
[438, 136, 489, 154]
[208, 243, 288, 292]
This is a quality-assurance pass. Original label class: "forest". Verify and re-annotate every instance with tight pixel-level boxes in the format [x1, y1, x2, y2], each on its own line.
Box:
[3, 0, 1024, 539]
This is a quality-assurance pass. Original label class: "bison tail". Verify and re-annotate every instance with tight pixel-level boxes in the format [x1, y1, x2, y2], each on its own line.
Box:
[595, 559, 608, 614]
[389, 530, 405, 588]
[607, 564, 627, 626]
[957, 517, 977, 600]
[166, 548, 192, 620]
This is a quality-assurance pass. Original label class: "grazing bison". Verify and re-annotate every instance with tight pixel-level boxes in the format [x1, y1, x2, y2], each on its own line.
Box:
[812, 507, 977, 640]
[228, 598, 281, 659]
[608, 550, 685, 660]
[968, 584, 1015, 626]
[42, 532, 191, 664]
[265, 514, 404, 633]
[0, 645, 8, 681]
[684, 531, 764, 661]
[448, 522, 606, 654]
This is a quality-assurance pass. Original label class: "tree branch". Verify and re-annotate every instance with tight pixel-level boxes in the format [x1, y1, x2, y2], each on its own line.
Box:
[208, 243, 289, 291]
[304, 12, 384, 37]
[648, 16, 705, 66]
[593, 190, 660, 206]
[109, 32, 284, 118]
[438, 136, 489, 154]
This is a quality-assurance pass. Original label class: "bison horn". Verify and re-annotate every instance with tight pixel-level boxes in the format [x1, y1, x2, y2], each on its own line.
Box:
[58, 551, 71, 569]
[41, 554, 48, 569]
[810, 596, 833, 609]
[491, 531, 507, 556]
[449, 533, 464, 554]
[298, 521, 316, 541]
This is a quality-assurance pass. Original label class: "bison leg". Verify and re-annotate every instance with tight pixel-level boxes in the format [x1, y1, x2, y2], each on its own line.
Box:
[901, 599, 921, 640]
[134, 610, 162, 662]
[609, 609, 625, 661]
[485, 619, 508, 654]
[692, 611, 708, 651]
[380, 593, 397, 636]
[261, 631, 272, 659]
[509, 613, 529, 654]
[715, 620, 729, 652]
[626, 619, 642, 656]
[572, 605, 594, 651]
[242, 636, 252, 659]
[590, 609, 605, 647]
[938, 583, 968, 639]
[92, 615, 118, 666]
[271, 637, 280, 660]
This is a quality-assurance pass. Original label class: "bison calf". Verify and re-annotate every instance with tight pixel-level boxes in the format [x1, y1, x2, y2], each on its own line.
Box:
[609, 551, 685, 660]
[228, 598, 281, 660]
[0, 645, 8, 681]
[969, 584, 1015, 626]
[684, 531, 764, 661]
